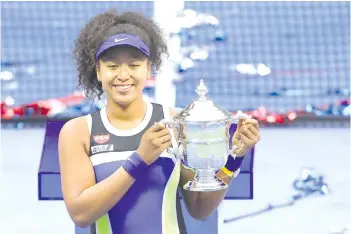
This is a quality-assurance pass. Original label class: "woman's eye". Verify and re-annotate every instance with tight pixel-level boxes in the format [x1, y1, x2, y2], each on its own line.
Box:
[107, 64, 119, 69]
[129, 64, 140, 68]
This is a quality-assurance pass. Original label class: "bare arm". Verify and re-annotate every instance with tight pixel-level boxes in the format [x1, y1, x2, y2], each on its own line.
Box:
[178, 165, 234, 220]
[58, 117, 135, 227]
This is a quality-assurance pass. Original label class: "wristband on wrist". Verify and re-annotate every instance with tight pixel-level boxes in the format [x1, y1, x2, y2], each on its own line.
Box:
[221, 167, 241, 178]
[221, 167, 235, 177]
[122, 152, 148, 179]
[224, 154, 244, 173]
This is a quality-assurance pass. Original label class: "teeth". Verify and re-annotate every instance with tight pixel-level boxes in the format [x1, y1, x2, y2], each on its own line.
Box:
[114, 85, 132, 91]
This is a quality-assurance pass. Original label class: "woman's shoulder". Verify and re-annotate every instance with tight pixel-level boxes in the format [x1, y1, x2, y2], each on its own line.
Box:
[59, 115, 91, 142]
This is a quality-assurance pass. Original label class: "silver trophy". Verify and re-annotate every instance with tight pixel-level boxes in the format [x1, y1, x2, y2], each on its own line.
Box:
[161, 79, 250, 192]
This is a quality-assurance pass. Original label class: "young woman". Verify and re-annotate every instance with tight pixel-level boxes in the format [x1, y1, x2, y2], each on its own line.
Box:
[58, 10, 260, 234]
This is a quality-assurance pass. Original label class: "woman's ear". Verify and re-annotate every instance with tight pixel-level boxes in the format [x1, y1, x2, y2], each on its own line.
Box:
[96, 63, 101, 82]
[147, 61, 152, 79]
[147, 61, 152, 78]
[97, 71, 101, 82]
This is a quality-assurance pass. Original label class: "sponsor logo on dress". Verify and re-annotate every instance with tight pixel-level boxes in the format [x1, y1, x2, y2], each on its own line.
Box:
[91, 144, 114, 154]
[93, 134, 110, 144]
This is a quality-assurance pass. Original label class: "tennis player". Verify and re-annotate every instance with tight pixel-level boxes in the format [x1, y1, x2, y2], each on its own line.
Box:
[58, 10, 260, 234]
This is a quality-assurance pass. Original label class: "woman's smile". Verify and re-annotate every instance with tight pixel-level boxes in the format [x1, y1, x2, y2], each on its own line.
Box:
[112, 84, 135, 93]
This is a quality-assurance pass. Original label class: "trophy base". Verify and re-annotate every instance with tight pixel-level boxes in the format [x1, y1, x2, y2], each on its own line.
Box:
[183, 171, 228, 192]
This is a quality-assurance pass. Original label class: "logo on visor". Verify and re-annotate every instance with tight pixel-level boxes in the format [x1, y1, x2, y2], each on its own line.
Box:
[115, 38, 128, 43]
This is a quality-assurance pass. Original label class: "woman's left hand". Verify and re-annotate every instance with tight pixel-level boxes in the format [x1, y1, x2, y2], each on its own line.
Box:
[232, 118, 260, 157]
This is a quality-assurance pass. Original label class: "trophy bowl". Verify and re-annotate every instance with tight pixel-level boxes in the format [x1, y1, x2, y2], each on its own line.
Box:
[161, 79, 249, 192]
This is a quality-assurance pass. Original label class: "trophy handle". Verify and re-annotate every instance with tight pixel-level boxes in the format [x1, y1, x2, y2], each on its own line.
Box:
[228, 111, 251, 158]
[158, 119, 182, 159]
[230, 110, 251, 124]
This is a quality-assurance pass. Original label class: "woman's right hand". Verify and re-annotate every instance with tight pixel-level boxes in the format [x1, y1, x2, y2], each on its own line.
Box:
[136, 123, 172, 165]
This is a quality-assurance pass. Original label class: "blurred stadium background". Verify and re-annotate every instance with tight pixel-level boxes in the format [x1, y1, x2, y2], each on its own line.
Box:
[1, 1, 350, 234]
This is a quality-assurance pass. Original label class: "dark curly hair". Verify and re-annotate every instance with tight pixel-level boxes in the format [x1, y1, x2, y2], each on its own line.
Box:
[73, 9, 169, 99]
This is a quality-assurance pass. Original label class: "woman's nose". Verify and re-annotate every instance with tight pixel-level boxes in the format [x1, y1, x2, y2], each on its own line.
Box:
[117, 65, 131, 81]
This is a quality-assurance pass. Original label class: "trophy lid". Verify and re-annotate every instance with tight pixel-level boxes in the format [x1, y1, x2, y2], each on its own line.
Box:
[174, 79, 233, 123]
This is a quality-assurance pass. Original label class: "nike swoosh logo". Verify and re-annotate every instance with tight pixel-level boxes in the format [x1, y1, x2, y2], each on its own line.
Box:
[115, 38, 128, 43]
